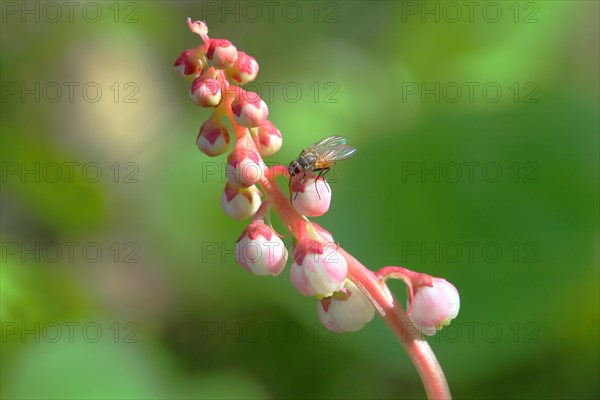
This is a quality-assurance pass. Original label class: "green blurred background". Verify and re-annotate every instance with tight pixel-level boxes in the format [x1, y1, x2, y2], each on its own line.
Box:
[1, 1, 598, 399]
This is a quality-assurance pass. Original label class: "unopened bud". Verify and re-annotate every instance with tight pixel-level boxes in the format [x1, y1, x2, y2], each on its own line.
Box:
[197, 118, 230, 156]
[231, 90, 269, 128]
[236, 220, 288, 276]
[207, 39, 238, 69]
[174, 48, 205, 80]
[318, 280, 375, 332]
[256, 121, 282, 157]
[290, 176, 331, 217]
[290, 240, 347, 297]
[409, 278, 460, 336]
[226, 147, 263, 187]
[226, 51, 259, 85]
[221, 183, 262, 220]
[190, 77, 222, 107]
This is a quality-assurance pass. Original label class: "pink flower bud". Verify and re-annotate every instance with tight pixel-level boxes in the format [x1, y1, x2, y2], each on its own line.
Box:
[409, 278, 460, 336]
[290, 177, 331, 217]
[256, 121, 282, 157]
[221, 182, 261, 221]
[317, 280, 375, 332]
[174, 48, 204, 80]
[290, 240, 347, 297]
[226, 147, 263, 187]
[196, 118, 230, 156]
[226, 51, 259, 85]
[236, 220, 288, 277]
[189, 77, 222, 107]
[231, 90, 269, 128]
[207, 39, 238, 69]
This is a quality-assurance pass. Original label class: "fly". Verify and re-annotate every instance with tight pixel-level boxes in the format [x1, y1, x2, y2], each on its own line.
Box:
[287, 135, 357, 198]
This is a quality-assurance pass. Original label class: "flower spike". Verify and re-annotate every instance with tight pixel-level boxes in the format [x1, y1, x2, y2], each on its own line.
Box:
[175, 20, 458, 400]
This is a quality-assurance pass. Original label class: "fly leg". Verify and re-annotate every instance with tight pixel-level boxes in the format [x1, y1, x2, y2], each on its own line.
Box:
[319, 168, 331, 192]
[313, 168, 331, 199]
[293, 172, 306, 201]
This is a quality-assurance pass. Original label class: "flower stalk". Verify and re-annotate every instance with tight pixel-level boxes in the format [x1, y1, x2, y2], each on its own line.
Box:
[175, 19, 458, 399]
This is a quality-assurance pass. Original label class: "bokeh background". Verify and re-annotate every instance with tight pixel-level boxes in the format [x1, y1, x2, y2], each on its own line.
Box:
[1, 1, 598, 399]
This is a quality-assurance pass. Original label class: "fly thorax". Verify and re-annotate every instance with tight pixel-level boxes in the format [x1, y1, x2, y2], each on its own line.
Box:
[300, 153, 317, 167]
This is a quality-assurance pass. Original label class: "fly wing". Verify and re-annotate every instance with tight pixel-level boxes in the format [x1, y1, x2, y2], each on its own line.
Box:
[317, 145, 357, 162]
[307, 135, 357, 164]
[307, 135, 348, 150]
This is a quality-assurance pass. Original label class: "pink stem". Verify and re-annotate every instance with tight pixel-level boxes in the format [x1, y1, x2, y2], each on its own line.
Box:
[258, 170, 452, 398]
[343, 250, 451, 399]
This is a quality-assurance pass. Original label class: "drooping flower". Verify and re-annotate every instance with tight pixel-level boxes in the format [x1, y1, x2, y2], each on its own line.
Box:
[290, 240, 347, 297]
[318, 280, 375, 332]
[409, 278, 460, 336]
